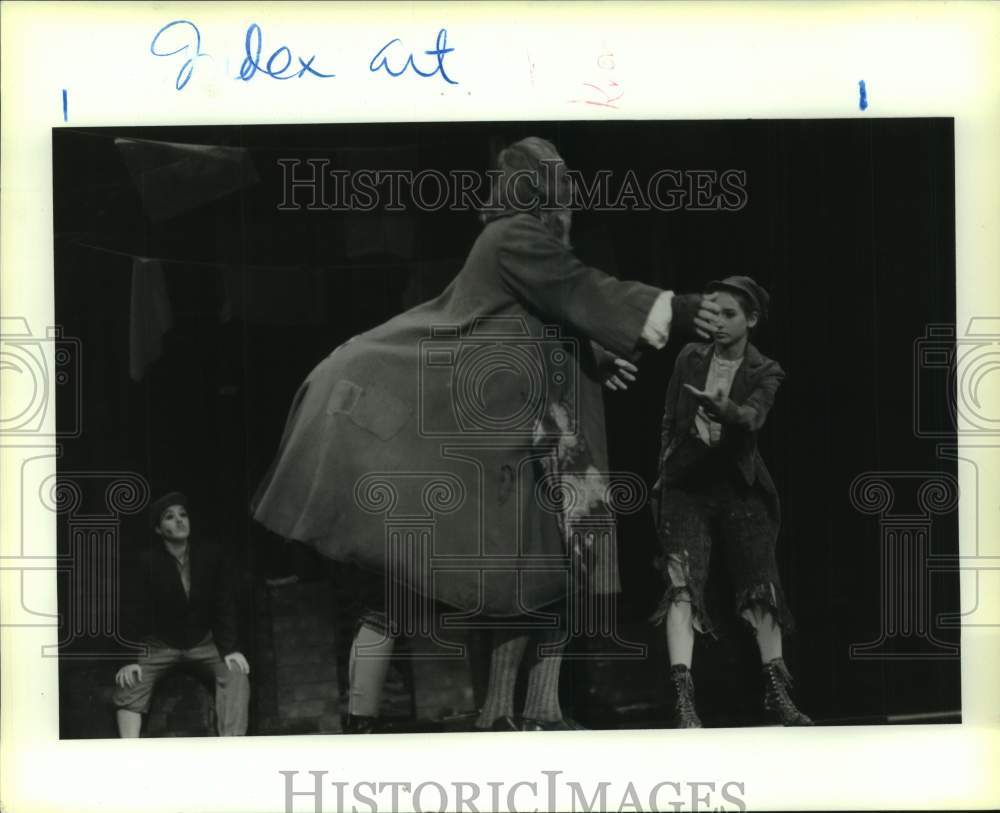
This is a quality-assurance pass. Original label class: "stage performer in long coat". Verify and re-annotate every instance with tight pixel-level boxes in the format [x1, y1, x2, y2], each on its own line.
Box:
[252, 137, 721, 732]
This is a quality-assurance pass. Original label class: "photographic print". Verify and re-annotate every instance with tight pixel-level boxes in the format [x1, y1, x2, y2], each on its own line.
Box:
[3, 4, 998, 812]
[50, 118, 960, 740]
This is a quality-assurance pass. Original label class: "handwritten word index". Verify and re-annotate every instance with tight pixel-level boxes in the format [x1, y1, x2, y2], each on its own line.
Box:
[238, 23, 335, 82]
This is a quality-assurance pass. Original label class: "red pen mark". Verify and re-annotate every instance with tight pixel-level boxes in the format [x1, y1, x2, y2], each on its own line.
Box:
[569, 50, 623, 109]
[581, 79, 623, 108]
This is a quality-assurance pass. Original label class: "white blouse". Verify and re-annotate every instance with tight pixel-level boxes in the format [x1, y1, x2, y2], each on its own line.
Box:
[694, 352, 744, 446]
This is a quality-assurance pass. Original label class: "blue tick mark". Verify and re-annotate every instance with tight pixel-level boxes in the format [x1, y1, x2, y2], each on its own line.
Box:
[62, 89, 68, 121]
[858, 80, 868, 111]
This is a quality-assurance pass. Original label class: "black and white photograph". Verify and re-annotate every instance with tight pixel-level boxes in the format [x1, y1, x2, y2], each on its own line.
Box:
[3, 4, 998, 812]
[51, 118, 960, 739]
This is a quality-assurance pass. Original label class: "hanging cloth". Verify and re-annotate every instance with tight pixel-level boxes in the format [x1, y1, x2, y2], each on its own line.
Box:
[115, 137, 259, 222]
[129, 257, 173, 381]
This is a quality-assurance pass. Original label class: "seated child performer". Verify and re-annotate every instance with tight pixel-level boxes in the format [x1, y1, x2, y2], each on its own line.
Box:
[651, 276, 811, 728]
[112, 492, 251, 737]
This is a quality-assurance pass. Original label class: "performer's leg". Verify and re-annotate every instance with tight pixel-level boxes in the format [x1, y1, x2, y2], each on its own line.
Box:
[759, 654, 812, 726]
[663, 575, 700, 730]
[652, 490, 714, 654]
[215, 667, 251, 736]
[665, 565, 696, 668]
[475, 629, 528, 730]
[521, 626, 566, 726]
[741, 604, 782, 663]
[722, 486, 811, 726]
[112, 642, 180, 737]
[184, 636, 250, 736]
[651, 486, 713, 730]
[347, 613, 396, 728]
[116, 709, 142, 737]
[740, 606, 809, 723]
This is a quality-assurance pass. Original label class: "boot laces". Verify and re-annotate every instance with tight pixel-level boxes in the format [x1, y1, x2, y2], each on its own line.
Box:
[764, 661, 801, 716]
[671, 670, 697, 717]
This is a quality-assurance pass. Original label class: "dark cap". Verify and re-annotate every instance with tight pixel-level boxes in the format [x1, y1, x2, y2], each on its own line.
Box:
[148, 491, 189, 529]
[706, 275, 770, 320]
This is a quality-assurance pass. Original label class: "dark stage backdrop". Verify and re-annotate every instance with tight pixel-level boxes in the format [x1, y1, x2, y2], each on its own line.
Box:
[53, 119, 959, 729]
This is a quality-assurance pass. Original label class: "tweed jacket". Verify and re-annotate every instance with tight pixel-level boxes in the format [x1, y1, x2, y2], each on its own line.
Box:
[123, 540, 240, 656]
[656, 341, 785, 513]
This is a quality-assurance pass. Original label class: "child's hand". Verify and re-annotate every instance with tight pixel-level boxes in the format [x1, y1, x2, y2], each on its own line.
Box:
[683, 383, 737, 421]
[603, 358, 638, 391]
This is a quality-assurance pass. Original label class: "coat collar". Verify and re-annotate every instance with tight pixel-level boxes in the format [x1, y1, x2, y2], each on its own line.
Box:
[688, 341, 765, 403]
[154, 538, 196, 600]
[481, 209, 537, 226]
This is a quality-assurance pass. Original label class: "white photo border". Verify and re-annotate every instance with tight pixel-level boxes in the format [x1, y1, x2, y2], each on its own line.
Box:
[2, 2, 998, 811]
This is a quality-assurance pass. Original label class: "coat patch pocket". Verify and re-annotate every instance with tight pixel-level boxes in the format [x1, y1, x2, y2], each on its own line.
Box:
[327, 379, 411, 440]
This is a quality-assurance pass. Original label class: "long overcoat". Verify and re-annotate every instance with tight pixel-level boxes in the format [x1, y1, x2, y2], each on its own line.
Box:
[252, 212, 662, 615]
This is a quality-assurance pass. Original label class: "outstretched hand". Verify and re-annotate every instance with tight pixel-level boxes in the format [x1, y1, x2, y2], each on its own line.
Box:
[684, 383, 733, 419]
[603, 357, 638, 391]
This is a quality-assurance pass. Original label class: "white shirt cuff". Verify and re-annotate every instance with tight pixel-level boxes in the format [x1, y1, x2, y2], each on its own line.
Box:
[640, 291, 674, 349]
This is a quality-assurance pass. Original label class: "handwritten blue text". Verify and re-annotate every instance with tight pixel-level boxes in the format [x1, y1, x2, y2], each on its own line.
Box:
[369, 28, 458, 85]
